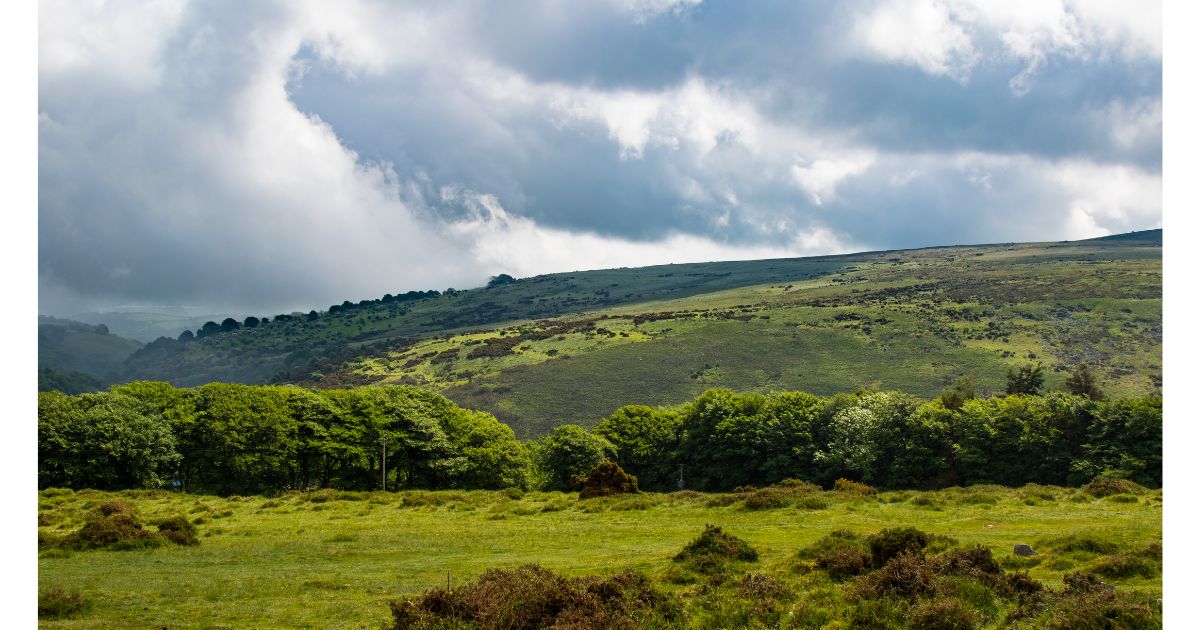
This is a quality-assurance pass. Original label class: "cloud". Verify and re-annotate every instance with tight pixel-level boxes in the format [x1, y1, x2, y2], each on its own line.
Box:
[38, 0, 1161, 316]
[848, 0, 1162, 94]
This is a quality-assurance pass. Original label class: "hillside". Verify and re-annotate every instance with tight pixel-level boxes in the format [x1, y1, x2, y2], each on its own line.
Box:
[117, 231, 1160, 436]
[37, 317, 144, 393]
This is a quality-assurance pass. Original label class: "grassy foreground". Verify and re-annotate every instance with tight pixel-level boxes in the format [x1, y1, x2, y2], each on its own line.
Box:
[38, 485, 1161, 628]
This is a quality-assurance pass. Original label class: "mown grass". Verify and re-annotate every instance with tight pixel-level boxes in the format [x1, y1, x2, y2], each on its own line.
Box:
[37, 485, 1160, 628]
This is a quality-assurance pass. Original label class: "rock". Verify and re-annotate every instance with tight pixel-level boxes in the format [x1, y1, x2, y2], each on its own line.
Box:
[1013, 544, 1036, 557]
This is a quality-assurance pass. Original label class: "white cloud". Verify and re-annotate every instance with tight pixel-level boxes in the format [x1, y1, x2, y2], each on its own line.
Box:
[442, 189, 854, 277]
[851, 0, 980, 82]
[791, 154, 876, 205]
[849, 0, 1162, 93]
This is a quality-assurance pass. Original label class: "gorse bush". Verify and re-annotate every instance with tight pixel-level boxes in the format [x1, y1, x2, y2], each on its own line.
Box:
[53, 502, 200, 551]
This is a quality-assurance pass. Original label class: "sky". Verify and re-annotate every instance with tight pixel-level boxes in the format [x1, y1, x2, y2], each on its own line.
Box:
[37, 0, 1163, 317]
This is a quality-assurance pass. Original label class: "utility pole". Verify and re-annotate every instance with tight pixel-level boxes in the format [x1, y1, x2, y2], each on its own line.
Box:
[677, 465, 684, 490]
[381, 437, 388, 492]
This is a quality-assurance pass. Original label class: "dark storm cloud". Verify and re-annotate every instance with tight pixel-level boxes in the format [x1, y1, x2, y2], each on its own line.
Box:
[39, 0, 1161, 316]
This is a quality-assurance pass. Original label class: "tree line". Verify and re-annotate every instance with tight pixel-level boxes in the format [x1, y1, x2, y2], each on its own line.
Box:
[38, 382, 1159, 495]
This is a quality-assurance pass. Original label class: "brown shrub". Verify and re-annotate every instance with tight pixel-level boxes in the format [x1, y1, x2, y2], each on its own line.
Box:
[738, 573, 793, 601]
[867, 527, 932, 568]
[38, 587, 89, 619]
[833, 478, 875, 495]
[906, 598, 980, 630]
[674, 525, 759, 564]
[742, 488, 789, 510]
[931, 546, 1002, 581]
[64, 512, 163, 551]
[814, 548, 871, 580]
[1082, 476, 1144, 498]
[154, 515, 200, 546]
[855, 553, 937, 600]
[575, 462, 638, 499]
[386, 564, 679, 629]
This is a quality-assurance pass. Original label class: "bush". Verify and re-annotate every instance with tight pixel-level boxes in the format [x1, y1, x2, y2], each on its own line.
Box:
[1082, 476, 1143, 497]
[815, 548, 871, 580]
[833, 478, 875, 495]
[856, 553, 937, 600]
[386, 564, 679, 629]
[775, 478, 821, 492]
[867, 527, 931, 568]
[906, 598, 980, 630]
[674, 525, 758, 573]
[742, 488, 789, 510]
[154, 515, 199, 546]
[575, 462, 638, 499]
[64, 511, 163, 551]
[38, 587, 89, 619]
[931, 546, 1002, 580]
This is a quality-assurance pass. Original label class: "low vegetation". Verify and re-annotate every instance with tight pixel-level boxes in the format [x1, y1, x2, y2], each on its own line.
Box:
[37, 485, 1161, 628]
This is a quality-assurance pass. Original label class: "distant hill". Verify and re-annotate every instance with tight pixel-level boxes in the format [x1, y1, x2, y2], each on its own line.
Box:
[110, 230, 1161, 437]
[69, 309, 233, 343]
[38, 316, 144, 392]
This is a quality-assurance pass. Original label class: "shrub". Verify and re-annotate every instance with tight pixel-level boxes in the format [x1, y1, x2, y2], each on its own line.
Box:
[856, 553, 937, 599]
[1082, 476, 1143, 498]
[38, 587, 89, 619]
[1043, 589, 1160, 630]
[154, 515, 199, 546]
[575, 462, 638, 499]
[867, 527, 931, 568]
[742, 488, 789, 510]
[674, 525, 758, 573]
[906, 598, 980, 630]
[796, 496, 830, 510]
[815, 548, 871, 580]
[386, 564, 679, 629]
[775, 478, 821, 493]
[931, 546, 1002, 580]
[833, 478, 875, 495]
[738, 572, 793, 601]
[64, 512, 162, 551]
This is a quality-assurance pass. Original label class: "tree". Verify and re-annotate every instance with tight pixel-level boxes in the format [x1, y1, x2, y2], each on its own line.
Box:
[594, 405, 681, 490]
[533, 425, 615, 490]
[177, 330, 195, 342]
[307, 310, 319, 321]
[487, 274, 516, 288]
[938, 374, 977, 410]
[197, 321, 221, 338]
[1006, 364, 1044, 395]
[38, 391, 180, 489]
[220, 317, 241, 332]
[243, 316, 260, 329]
[1065, 363, 1104, 400]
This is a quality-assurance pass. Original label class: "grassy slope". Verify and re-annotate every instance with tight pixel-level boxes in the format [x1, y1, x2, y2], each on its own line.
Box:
[37, 486, 1162, 629]
[114, 232, 1160, 436]
[37, 317, 144, 384]
[333, 235, 1161, 436]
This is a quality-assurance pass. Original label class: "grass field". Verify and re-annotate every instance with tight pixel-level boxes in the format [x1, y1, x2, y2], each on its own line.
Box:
[38, 484, 1161, 628]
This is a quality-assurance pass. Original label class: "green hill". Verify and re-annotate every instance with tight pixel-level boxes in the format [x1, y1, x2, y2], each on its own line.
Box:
[117, 231, 1160, 436]
[38, 317, 144, 392]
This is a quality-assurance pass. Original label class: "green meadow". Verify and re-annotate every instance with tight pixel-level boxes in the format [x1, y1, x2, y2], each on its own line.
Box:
[38, 484, 1161, 628]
